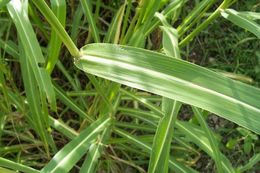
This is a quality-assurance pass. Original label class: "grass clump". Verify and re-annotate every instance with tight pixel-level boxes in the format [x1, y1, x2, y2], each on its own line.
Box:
[0, 0, 259, 172]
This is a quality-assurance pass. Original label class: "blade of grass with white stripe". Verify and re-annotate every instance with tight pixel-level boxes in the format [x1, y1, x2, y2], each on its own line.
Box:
[41, 116, 111, 173]
[46, 0, 66, 73]
[75, 43, 260, 134]
[148, 14, 182, 173]
[221, 9, 260, 39]
[148, 100, 181, 173]
[7, 0, 56, 111]
[80, 0, 100, 43]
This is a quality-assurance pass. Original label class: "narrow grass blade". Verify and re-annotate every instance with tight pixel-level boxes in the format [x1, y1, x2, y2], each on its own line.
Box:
[79, 128, 111, 173]
[80, 0, 100, 43]
[70, 4, 84, 43]
[221, 9, 260, 39]
[54, 85, 94, 122]
[31, 0, 79, 57]
[238, 153, 260, 172]
[75, 43, 260, 134]
[41, 116, 111, 173]
[145, 0, 185, 36]
[104, 3, 125, 43]
[49, 116, 78, 140]
[149, 16, 182, 173]
[192, 107, 223, 173]
[18, 39, 55, 154]
[148, 100, 181, 173]
[179, 0, 234, 47]
[0, 157, 40, 173]
[119, 106, 235, 172]
[7, 0, 56, 111]
[175, 121, 235, 173]
[46, 0, 66, 73]
[0, 39, 19, 58]
[177, 0, 216, 36]
[114, 128, 198, 173]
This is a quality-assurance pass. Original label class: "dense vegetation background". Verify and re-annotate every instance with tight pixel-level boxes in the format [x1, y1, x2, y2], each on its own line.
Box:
[0, 0, 259, 172]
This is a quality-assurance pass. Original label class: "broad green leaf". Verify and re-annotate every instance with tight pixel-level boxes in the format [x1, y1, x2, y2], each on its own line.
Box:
[221, 9, 260, 39]
[46, 0, 66, 73]
[75, 43, 260, 134]
[41, 116, 111, 173]
[0, 157, 40, 173]
[7, 0, 56, 110]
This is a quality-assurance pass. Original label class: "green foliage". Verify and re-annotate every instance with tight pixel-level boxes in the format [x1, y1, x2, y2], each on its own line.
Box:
[0, 0, 259, 173]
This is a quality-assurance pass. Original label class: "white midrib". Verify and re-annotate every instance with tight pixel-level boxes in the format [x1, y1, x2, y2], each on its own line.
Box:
[80, 55, 260, 115]
[150, 101, 178, 173]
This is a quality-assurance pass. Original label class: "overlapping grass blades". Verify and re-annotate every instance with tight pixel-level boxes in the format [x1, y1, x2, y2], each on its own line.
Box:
[41, 116, 111, 173]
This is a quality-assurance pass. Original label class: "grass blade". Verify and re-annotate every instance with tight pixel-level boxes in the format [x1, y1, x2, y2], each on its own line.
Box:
[0, 157, 40, 173]
[41, 116, 111, 173]
[221, 9, 260, 39]
[148, 100, 181, 173]
[104, 3, 125, 43]
[7, 0, 56, 111]
[46, 0, 66, 73]
[31, 0, 79, 57]
[80, 0, 100, 43]
[75, 43, 260, 134]
[114, 128, 198, 173]
[192, 107, 223, 173]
